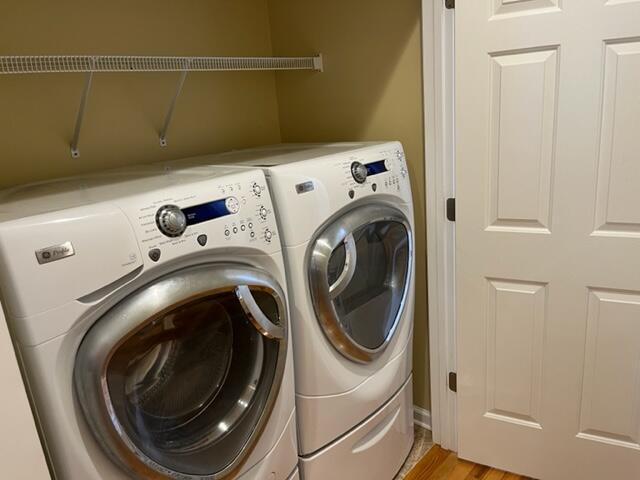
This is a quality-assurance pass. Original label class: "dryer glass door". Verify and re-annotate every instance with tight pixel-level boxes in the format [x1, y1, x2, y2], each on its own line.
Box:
[74, 264, 287, 480]
[309, 204, 412, 363]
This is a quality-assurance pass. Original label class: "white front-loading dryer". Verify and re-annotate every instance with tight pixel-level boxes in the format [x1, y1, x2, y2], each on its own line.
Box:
[164, 142, 416, 480]
[0, 166, 299, 480]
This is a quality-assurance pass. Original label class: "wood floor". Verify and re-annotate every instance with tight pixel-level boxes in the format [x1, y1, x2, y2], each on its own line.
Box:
[403, 445, 534, 480]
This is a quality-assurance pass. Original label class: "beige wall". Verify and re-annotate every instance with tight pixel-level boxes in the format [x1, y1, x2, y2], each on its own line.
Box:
[0, 0, 281, 188]
[268, 0, 429, 409]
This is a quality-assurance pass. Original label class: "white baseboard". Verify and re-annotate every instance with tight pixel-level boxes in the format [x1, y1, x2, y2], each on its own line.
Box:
[413, 405, 432, 431]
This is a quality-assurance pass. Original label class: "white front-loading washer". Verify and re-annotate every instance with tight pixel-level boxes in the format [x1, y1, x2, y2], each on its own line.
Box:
[0, 165, 299, 480]
[164, 142, 415, 480]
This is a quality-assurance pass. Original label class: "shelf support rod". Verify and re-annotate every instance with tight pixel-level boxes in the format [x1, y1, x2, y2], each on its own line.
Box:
[159, 69, 189, 147]
[70, 58, 95, 158]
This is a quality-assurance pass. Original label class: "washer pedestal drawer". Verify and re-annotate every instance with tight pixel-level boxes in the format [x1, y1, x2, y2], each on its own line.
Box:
[299, 375, 414, 480]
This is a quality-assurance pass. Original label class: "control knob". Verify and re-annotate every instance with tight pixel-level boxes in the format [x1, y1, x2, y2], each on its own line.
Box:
[351, 161, 368, 184]
[259, 206, 268, 220]
[156, 205, 187, 238]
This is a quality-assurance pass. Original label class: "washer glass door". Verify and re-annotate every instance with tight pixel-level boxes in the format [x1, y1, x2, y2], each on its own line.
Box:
[308, 204, 412, 363]
[75, 264, 287, 479]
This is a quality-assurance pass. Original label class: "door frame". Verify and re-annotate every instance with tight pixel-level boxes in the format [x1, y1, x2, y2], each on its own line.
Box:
[422, 0, 457, 451]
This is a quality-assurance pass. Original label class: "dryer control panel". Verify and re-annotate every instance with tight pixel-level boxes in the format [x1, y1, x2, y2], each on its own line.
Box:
[262, 141, 413, 247]
[117, 169, 280, 265]
[338, 143, 411, 202]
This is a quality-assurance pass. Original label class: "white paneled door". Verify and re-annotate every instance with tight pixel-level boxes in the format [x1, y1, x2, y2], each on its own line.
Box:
[456, 1, 640, 478]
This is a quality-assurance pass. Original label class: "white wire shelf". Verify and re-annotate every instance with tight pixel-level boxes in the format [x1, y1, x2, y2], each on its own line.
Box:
[0, 54, 323, 158]
[0, 55, 323, 74]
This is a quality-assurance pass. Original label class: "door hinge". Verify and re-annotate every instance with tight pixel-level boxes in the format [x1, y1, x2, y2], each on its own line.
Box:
[446, 198, 456, 222]
[448, 372, 457, 392]
[445, 0, 455, 9]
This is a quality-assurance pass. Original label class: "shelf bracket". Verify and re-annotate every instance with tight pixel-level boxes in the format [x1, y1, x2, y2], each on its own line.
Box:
[159, 69, 189, 147]
[70, 61, 95, 158]
[313, 54, 324, 72]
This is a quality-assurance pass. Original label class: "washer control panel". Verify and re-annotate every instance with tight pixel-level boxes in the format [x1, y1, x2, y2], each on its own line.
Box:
[118, 169, 280, 264]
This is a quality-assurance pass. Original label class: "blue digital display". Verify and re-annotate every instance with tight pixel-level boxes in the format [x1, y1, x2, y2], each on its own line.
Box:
[365, 160, 388, 176]
[182, 199, 230, 226]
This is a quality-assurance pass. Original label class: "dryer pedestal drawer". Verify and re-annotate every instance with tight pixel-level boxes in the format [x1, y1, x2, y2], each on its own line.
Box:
[299, 375, 414, 480]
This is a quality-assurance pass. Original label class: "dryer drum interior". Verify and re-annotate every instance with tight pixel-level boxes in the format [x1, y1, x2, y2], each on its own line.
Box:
[74, 264, 288, 479]
[309, 204, 412, 363]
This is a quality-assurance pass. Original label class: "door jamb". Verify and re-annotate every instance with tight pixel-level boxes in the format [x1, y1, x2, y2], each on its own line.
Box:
[422, 0, 457, 451]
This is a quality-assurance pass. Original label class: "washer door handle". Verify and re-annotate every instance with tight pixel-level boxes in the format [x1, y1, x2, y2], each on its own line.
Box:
[235, 285, 285, 340]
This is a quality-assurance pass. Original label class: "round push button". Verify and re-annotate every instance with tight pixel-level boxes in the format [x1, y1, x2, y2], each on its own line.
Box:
[197, 234, 208, 246]
[148, 248, 161, 262]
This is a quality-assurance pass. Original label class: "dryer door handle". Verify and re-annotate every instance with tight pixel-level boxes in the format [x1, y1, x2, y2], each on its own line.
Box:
[329, 233, 357, 299]
[235, 285, 285, 340]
